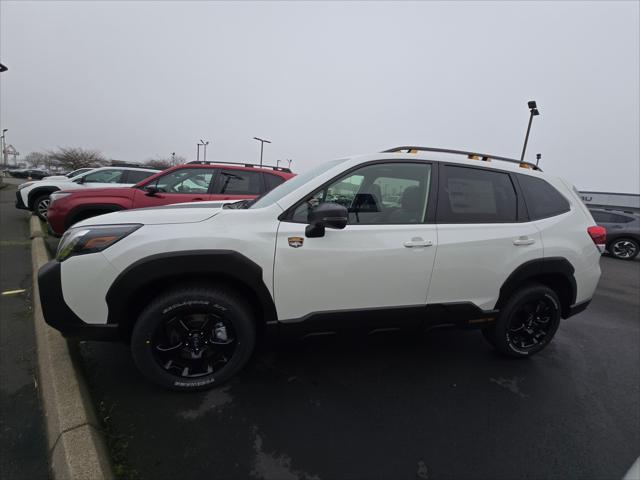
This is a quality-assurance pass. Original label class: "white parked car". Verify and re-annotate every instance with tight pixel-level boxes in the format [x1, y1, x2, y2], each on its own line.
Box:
[16, 166, 160, 220]
[42, 167, 95, 181]
[38, 146, 604, 391]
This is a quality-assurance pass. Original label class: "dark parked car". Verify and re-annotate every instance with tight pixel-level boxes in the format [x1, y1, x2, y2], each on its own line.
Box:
[590, 208, 640, 260]
[9, 168, 50, 179]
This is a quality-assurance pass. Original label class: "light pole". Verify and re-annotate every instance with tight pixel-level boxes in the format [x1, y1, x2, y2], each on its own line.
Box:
[1, 129, 8, 169]
[253, 137, 271, 167]
[520, 100, 540, 162]
[200, 139, 210, 162]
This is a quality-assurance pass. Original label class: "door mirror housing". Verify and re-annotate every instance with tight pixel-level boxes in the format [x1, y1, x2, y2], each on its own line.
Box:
[305, 202, 348, 238]
[144, 185, 159, 196]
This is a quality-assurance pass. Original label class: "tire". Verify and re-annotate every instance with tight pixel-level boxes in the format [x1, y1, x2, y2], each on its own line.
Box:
[608, 238, 639, 260]
[131, 285, 256, 391]
[33, 194, 51, 221]
[482, 283, 561, 358]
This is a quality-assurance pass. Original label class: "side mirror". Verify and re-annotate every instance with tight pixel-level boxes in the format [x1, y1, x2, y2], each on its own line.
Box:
[144, 185, 159, 196]
[305, 202, 348, 238]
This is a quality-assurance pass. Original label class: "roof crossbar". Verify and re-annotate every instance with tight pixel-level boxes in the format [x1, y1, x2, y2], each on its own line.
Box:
[382, 146, 542, 171]
[187, 160, 292, 173]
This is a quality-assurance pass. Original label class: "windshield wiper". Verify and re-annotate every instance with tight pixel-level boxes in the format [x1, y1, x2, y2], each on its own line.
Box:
[223, 199, 256, 209]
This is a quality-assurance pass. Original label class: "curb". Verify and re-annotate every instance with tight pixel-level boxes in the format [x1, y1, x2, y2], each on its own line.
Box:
[30, 217, 114, 479]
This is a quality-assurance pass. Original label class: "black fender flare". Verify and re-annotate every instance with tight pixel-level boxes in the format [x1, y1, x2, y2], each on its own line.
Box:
[66, 204, 124, 229]
[105, 250, 277, 329]
[497, 257, 577, 315]
[27, 186, 59, 209]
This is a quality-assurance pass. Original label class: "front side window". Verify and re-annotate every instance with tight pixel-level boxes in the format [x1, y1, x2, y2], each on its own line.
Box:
[289, 162, 432, 225]
[214, 169, 264, 195]
[150, 168, 214, 194]
[518, 174, 570, 220]
[82, 169, 125, 184]
[437, 165, 518, 223]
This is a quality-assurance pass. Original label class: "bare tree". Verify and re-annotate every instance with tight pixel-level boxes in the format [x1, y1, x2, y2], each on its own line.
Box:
[48, 147, 105, 170]
[23, 152, 51, 169]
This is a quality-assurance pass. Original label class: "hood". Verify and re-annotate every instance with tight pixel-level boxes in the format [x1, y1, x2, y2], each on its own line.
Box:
[73, 201, 226, 228]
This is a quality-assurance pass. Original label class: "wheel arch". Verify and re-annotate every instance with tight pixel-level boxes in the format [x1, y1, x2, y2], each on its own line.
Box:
[497, 257, 577, 318]
[105, 250, 277, 341]
[27, 186, 59, 210]
[66, 204, 124, 229]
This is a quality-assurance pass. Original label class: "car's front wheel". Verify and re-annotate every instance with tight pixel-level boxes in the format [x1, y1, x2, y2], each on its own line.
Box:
[33, 194, 51, 221]
[131, 285, 256, 391]
[608, 238, 639, 260]
[483, 283, 561, 357]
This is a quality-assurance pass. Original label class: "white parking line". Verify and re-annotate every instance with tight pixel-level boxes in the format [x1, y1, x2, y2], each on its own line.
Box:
[1, 289, 26, 295]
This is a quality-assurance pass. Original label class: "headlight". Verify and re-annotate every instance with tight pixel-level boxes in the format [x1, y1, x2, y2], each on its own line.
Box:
[56, 224, 142, 262]
[18, 182, 35, 190]
[49, 192, 72, 206]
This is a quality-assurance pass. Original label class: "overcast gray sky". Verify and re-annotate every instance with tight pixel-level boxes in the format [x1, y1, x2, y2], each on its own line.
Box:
[1, 1, 638, 192]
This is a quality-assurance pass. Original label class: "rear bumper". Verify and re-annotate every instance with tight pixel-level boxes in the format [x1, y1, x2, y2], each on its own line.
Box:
[15, 190, 28, 210]
[38, 260, 119, 341]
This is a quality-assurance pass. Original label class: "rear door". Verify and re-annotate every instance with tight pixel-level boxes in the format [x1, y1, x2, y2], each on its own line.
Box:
[131, 167, 216, 208]
[427, 164, 543, 311]
[211, 168, 265, 202]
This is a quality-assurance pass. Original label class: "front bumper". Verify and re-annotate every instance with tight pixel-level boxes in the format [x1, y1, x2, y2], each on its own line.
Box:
[38, 260, 120, 341]
[566, 299, 592, 318]
[15, 190, 28, 210]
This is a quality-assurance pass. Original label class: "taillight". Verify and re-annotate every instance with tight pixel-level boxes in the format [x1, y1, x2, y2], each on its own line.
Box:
[587, 225, 606, 246]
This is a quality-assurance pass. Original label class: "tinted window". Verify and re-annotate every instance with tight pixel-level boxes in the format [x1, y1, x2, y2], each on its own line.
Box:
[215, 169, 264, 195]
[290, 162, 432, 225]
[82, 169, 125, 184]
[438, 166, 518, 223]
[127, 170, 157, 184]
[263, 173, 285, 191]
[518, 175, 570, 220]
[151, 168, 214, 194]
[591, 211, 634, 224]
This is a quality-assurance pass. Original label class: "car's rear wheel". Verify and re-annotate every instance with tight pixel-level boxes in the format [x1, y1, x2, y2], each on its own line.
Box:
[33, 194, 51, 221]
[131, 285, 256, 391]
[608, 238, 639, 260]
[483, 283, 561, 357]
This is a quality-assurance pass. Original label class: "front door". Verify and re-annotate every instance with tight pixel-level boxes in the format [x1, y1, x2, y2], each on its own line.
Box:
[273, 161, 438, 323]
[132, 168, 216, 208]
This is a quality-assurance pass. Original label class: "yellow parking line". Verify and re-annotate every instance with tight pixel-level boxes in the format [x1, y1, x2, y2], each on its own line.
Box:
[1, 289, 26, 296]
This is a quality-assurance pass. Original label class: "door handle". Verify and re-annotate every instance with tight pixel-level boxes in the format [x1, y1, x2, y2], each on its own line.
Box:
[403, 239, 433, 248]
[513, 236, 535, 246]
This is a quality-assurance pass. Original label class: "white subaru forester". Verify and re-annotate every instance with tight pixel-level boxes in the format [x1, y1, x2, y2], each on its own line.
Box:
[38, 147, 604, 391]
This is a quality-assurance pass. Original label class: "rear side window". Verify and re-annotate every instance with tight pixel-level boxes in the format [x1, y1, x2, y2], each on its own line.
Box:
[215, 169, 264, 195]
[437, 166, 518, 223]
[591, 211, 634, 223]
[263, 173, 285, 191]
[518, 175, 570, 220]
[126, 170, 157, 184]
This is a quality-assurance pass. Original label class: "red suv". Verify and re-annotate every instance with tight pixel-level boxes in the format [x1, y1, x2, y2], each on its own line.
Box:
[47, 162, 294, 236]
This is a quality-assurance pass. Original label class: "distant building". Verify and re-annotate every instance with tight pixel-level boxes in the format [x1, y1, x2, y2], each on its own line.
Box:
[579, 191, 640, 213]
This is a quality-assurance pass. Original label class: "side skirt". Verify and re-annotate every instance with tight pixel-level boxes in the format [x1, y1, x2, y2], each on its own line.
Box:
[273, 303, 499, 341]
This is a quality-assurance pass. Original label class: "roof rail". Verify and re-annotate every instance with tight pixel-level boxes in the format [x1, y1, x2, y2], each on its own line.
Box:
[382, 146, 542, 171]
[186, 160, 292, 173]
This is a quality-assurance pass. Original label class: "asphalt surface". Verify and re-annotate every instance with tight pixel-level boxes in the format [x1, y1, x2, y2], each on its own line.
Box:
[73, 255, 639, 479]
[0, 185, 49, 479]
[6, 190, 638, 480]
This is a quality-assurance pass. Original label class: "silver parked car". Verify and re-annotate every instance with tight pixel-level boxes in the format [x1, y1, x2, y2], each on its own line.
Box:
[590, 208, 640, 260]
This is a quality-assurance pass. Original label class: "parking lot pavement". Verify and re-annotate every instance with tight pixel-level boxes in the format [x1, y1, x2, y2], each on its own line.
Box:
[0, 186, 49, 479]
[68, 254, 638, 480]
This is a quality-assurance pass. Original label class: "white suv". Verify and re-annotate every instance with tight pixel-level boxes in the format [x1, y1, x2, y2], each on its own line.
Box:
[38, 147, 604, 391]
[16, 166, 160, 220]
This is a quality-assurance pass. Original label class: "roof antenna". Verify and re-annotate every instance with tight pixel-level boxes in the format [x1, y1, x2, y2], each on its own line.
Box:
[520, 100, 540, 162]
[536, 153, 541, 166]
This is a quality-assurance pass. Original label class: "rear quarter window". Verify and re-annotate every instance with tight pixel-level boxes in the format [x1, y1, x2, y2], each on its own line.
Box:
[518, 175, 570, 220]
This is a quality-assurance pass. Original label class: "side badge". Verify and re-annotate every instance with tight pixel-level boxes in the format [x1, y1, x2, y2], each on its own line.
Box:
[288, 236, 304, 248]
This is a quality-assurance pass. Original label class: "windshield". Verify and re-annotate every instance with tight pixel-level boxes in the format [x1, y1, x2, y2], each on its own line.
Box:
[250, 159, 347, 209]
